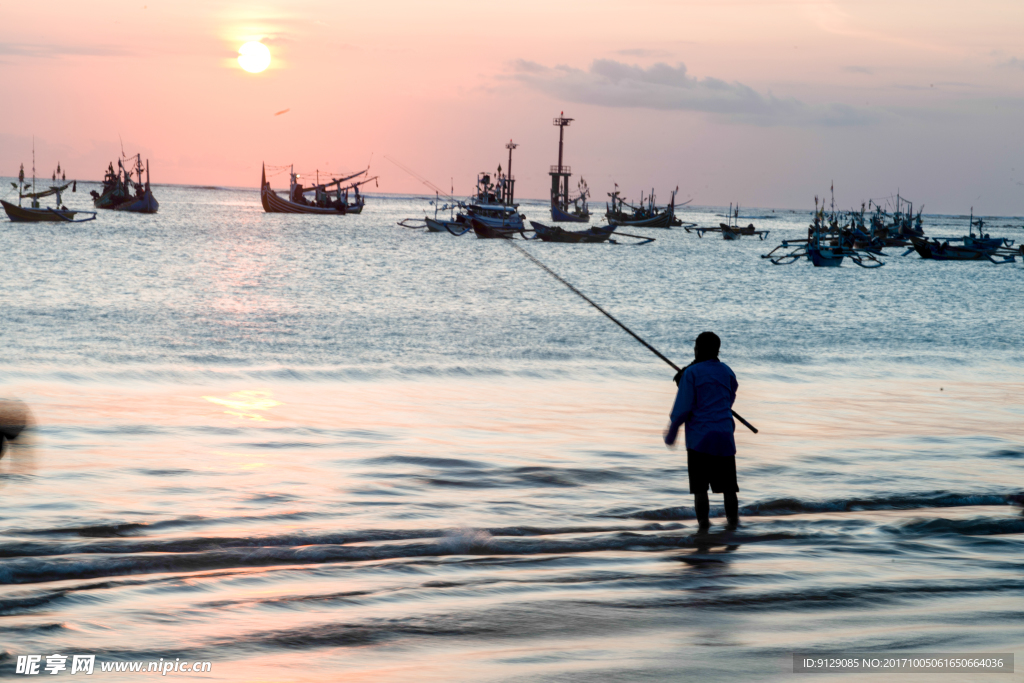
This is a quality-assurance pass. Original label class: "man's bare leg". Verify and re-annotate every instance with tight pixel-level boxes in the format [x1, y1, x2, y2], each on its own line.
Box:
[694, 491, 710, 530]
[724, 491, 739, 529]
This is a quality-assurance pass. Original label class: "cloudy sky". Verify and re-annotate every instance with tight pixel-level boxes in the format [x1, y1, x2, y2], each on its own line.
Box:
[2, 0, 1023, 213]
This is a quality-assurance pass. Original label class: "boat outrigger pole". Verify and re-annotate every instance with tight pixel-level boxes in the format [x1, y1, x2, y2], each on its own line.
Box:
[509, 242, 758, 434]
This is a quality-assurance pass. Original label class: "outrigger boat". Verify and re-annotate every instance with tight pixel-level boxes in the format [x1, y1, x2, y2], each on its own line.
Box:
[687, 203, 769, 240]
[2, 157, 95, 223]
[908, 210, 1016, 263]
[866, 193, 923, 247]
[260, 163, 377, 214]
[393, 146, 522, 236]
[91, 153, 158, 213]
[549, 114, 590, 222]
[421, 192, 471, 235]
[762, 194, 884, 268]
[470, 217, 521, 239]
[605, 185, 684, 228]
[529, 220, 616, 243]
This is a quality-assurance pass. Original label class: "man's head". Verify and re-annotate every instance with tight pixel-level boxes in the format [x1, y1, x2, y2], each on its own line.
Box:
[694, 331, 721, 362]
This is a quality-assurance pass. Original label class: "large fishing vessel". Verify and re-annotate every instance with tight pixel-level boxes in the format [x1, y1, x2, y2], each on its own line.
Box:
[461, 143, 526, 237]
[91, 153, 159, 213]
[260, 163, 377, 214]
[549, 115, 590, 223]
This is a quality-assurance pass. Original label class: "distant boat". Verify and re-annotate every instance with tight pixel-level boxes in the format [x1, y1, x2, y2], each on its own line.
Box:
[688, 203, 769, 240]
[908, 211, 1016, 263]
[91, 154, 159, 213]
[3, 160, 95, 223]
[549, 114, 590, 223]
[763, 193, 883, 268]
[605, 186, 682, 228]
[260, 163, 377, 214]
[457, 150, 525, 233]
[470, 217, 520, 239]
[530, 220, 615, 243]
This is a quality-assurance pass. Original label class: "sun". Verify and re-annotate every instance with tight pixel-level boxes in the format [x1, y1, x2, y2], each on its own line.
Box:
[238, 41, 271, 73]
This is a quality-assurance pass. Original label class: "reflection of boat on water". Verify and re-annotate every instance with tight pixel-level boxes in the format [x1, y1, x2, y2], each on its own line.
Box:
[530, 220, 615, 243]
[549, 114, 590, 223]
[260, 163, 377, 214]
[3, 158, 95, 223]
[605, 186, 682, 228]
[91, 153, 158, 213]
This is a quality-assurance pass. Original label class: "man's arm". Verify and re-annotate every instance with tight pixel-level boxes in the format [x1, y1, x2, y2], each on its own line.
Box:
[664, 369, 695, 446]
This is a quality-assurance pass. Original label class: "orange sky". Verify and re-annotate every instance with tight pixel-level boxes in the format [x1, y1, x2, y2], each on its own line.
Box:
[2, 0, 1023, 213]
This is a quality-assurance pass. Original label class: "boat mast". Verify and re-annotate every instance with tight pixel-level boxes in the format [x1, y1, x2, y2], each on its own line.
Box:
[505, 139, 518, 205]
[551, 113, 573, 211]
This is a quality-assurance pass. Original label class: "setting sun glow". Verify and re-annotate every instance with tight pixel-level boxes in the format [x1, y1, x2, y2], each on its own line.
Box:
[237, 41, 271, 73]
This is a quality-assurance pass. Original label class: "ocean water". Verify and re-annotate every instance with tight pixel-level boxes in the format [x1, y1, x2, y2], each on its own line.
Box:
[1, 182, 1022, 681]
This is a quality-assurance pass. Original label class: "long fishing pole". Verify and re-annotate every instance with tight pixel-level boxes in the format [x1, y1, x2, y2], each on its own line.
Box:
[384, 156, 457, 201]
[510, 241, 758, 434]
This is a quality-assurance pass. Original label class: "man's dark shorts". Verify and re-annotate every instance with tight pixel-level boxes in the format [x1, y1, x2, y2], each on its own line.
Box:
[687, 449, 739, 494]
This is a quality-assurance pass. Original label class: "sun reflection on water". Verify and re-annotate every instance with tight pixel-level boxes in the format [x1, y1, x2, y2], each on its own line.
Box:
[203, 389, 282, 421]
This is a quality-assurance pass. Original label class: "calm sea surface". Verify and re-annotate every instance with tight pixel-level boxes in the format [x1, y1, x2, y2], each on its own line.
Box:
[1, 182, 1022, 681]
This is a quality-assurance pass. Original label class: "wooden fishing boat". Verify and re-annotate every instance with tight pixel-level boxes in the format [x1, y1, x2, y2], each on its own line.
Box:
[395, 149, 522, 234]
[470, 217, 520, 239]
[530, 220, 616, 243]
[425, 216, 471, 235]
[909, 235, 1015, 263]
[260, 163, 377, 214]
[1, 199, 81, 222]
[3, 160, 95, 223]
[763, 193, 883, 267]
[549, 114, 590, 223]
[689, 204, 770, 240]
[605, 187, 682, 228]
[91, 154, 158, 213]
[908, 211, 1015, 263]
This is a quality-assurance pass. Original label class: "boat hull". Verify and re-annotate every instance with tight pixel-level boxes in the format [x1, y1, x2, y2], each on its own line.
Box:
[550, 204, 590, 223]
[465, 211, 524, 230]
[530, 221, 615, 243]
[910, 236, 988, 260]
[606, 211, 678, 228]
[107, 189, 159, 214]
[1, 200, 78, 222]
[808, 246, 844, 267]
[425, 217, 470, 235]
[471, 218, 518, 239]
[261, 183, 362, 215]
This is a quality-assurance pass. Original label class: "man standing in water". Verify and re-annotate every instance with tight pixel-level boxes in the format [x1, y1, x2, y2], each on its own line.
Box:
[664, 332, 740, 531]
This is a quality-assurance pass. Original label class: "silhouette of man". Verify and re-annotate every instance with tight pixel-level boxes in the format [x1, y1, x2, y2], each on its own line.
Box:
[664, 331, 740, 531]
